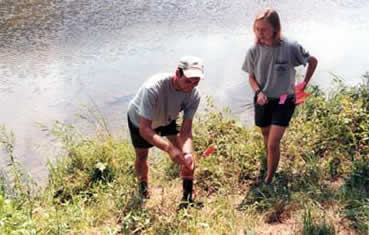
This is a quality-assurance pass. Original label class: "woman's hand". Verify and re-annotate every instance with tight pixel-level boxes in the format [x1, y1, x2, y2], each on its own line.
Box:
[257, 91, 268, 105]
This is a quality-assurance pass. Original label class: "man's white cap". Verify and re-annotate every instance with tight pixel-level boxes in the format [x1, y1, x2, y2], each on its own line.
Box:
[178, 56, 204, 79]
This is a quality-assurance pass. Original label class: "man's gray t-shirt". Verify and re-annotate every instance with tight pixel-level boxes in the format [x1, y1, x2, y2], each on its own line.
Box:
[242, 39, 310, 98]
[127, 73, 201, 129]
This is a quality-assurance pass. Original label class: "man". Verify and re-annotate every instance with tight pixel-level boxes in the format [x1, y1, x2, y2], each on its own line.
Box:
[127, 56, 203, 204]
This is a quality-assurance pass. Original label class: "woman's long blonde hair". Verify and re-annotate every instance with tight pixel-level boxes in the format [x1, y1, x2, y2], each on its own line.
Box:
[253, 9, 282, 44]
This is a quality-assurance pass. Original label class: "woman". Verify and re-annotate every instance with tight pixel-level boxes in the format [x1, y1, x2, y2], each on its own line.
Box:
[242, 9, 318, 184]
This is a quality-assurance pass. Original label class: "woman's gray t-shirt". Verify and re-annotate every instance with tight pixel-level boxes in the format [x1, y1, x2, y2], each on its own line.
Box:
[242, 39, 310, 98]
[127, 73, 201, 129]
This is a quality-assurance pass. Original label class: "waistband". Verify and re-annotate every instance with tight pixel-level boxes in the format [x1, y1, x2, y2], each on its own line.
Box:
[267, 95, 295, 101]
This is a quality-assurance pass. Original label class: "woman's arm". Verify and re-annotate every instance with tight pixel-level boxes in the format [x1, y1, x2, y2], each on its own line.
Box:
[303, 56, 318, 89]
[249, 74, 268, 105]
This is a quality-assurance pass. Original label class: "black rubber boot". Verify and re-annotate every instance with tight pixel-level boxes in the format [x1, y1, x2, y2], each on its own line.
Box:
[182, 179, 193, 202]
[178, 179, 196, 210]
[139, 181, 150, 199]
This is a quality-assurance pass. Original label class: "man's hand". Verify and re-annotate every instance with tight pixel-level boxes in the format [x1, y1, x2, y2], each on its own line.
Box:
[183, 153, 194, 171]
[167, 144, 185, 165]
[181, 153, 195, 179]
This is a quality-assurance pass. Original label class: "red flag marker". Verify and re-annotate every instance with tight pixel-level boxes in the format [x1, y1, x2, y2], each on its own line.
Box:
[202, 147, 216, 158]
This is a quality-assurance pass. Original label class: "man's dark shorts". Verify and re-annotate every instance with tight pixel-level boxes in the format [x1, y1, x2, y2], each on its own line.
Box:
[254, 95, 296, 127]
[128, 115, 179, 148]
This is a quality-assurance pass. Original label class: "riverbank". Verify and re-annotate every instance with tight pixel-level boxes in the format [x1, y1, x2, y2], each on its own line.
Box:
[1, 75, 369, 234]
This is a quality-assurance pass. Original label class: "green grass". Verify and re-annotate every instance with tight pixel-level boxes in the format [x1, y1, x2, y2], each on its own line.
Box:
[302, 209, 335, 235]
[1, 73, 369, 234]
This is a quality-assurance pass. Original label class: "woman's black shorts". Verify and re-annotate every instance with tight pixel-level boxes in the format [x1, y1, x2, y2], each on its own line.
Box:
[254, 96, 296, 127]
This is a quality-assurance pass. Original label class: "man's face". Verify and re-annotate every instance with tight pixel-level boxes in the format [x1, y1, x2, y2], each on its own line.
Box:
[179, 75, 200, 93]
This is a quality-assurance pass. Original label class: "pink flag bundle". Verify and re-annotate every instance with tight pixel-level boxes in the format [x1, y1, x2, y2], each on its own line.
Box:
[295, 81, 310, 105]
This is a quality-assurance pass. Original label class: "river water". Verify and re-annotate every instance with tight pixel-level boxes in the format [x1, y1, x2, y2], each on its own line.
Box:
[1, 0, 369, 180]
